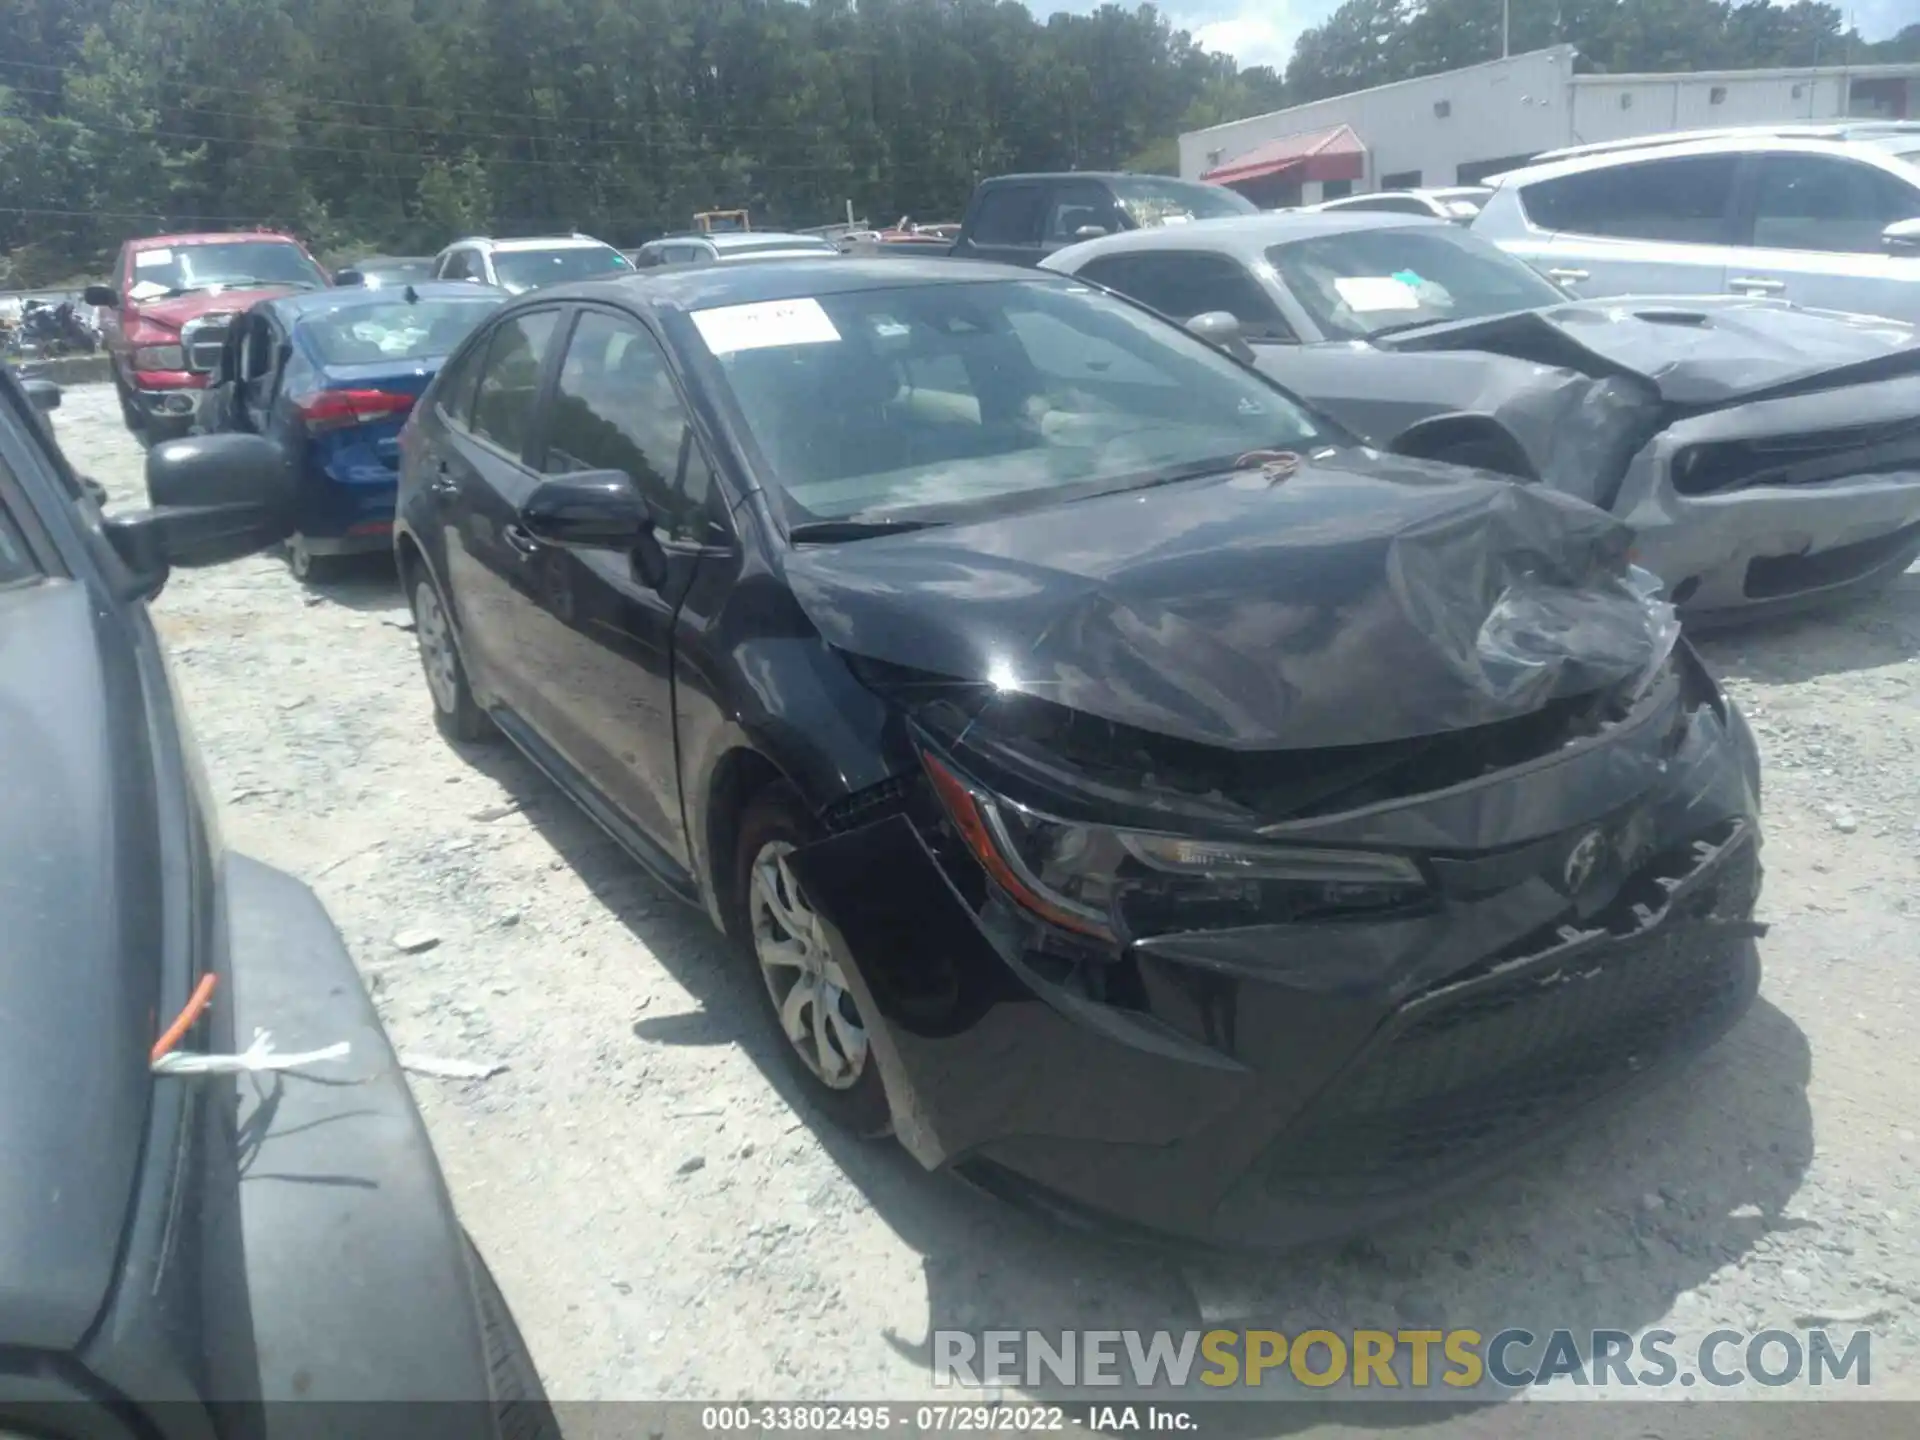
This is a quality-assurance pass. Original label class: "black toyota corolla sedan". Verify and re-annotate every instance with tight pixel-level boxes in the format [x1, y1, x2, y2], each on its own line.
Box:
[394, 258, 1766, 1246]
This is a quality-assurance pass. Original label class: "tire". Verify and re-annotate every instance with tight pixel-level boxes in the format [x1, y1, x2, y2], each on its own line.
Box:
[114, 373, 143, 433]
[731, 782, 891, 1137]
[463, 1235, 562, 1440]
[409, 570, 493, 744]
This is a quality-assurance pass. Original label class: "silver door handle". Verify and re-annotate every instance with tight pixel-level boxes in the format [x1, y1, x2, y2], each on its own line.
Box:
[1547, 267, 1589, 282]
[1730, 276, 1786, 293]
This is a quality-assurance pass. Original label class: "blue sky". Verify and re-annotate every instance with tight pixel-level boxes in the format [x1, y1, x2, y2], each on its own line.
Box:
[1046, 0, 1910, 71]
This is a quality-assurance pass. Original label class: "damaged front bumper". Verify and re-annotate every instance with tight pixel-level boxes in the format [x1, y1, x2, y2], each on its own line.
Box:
[788, 648, 1764, 1248]
[1615, 372, 1920, 623]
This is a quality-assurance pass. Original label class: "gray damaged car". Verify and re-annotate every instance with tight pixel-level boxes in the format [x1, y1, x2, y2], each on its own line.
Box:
[1043, 211, 1920, 624]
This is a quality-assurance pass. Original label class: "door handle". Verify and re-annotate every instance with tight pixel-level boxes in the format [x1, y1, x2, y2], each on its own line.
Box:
[1547, 267, 1589, 282]
[502, 522, 542, 557]
[1729, 276, 1786, 293]
[427, 462, 461, 498]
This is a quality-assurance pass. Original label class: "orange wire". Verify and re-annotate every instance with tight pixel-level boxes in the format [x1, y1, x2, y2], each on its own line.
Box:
[150, 973, 218, 1064]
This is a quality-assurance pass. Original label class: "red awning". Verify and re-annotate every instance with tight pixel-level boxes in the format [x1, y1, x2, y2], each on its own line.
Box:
[1202, 124, 1367, 187]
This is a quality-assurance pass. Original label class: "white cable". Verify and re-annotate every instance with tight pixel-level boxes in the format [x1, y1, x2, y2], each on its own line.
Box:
[152, 1027, 351, 1076]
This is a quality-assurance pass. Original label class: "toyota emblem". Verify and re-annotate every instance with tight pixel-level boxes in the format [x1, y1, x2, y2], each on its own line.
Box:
[1562, 828, 1606, 894]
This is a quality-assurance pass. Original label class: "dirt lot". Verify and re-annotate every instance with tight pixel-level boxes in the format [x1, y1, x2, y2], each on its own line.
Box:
[55, 384, 1920, 1412]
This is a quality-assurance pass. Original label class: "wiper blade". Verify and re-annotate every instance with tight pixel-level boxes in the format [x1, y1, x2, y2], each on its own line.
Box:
[787, 517, 941, 544]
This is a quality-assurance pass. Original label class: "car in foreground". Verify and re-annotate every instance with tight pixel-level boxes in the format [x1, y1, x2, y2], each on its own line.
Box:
[336, 254, 439, 287]
[1044, 211, 1920, 623]
[85, 230, 331, 442]
[193, 280, 507, 579]
[1305, 185, 1491, 224]
[0, 362, 553, 1430]
[394, 257, 1764, 1246]
[628, 231, 840, 267]
[1470, 131, 1920, 319]
[432, 233, 633, 294]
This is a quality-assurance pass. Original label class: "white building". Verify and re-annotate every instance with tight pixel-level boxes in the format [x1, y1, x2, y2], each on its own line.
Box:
[1180, 46, 1920, 206]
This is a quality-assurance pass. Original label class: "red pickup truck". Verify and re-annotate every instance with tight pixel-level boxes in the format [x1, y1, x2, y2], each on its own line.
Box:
[86, 230, 332, 441]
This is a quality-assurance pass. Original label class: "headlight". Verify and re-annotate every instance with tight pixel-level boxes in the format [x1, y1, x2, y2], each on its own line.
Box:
[922, 751, 1427, 941]
[133, 344, 186, 370]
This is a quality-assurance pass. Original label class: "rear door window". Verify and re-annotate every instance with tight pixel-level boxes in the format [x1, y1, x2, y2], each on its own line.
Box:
[1044, 182, 1127, 245]
[1746, 154, 1920, 254]
[469, 310, 561, 459]
[1076, 251, 1295, 340]
[1521, 155, 1738, 244]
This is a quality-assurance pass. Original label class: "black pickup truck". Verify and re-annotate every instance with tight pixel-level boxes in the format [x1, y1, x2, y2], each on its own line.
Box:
[946, 171, 1257, 266]
[0, 365, 554, 1439]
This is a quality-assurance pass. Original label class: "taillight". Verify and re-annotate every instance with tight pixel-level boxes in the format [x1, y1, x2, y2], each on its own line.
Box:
[295, 388, 415, 434]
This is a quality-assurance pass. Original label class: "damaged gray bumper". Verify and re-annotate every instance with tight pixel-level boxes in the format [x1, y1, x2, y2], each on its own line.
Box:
[1615, 372, 1920, 622]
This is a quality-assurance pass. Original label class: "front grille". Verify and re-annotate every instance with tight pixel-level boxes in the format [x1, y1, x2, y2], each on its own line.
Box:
[1672, 415, 1920, 496]
[1254, 827, 1760, 1200]
[179, 313, 233, 374]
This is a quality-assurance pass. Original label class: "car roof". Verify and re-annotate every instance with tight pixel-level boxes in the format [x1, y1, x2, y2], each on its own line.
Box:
[1043, 209, 1442, 264]
[1489, 133, 1913, 188]
[353, 255, 434, 266]
[514, 256, 1051, 314]
[1531, 119, 1920, 165]
[977, 171, 1215, 184]
[646, 232, 836, 250]
[444, 234, 615, 253]
[131, 231, 301, 249]
[263, 281, 508, 322]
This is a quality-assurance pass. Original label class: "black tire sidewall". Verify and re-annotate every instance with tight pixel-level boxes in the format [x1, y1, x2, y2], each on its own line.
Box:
[731, 784, 891, 1137]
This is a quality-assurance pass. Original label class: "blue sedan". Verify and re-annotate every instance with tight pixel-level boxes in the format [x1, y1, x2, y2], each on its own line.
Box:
[194, 282, 507, 580]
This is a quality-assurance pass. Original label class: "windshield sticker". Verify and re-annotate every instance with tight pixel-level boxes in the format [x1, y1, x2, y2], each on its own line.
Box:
[1391, 270, 1423, 287]
[135, 248, 174, 267]
[1334, 276, 1421, 312]
[692, 297, 841, 355]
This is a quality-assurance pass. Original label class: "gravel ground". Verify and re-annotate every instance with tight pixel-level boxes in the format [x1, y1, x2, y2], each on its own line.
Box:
[55, 384, 1920, 1418]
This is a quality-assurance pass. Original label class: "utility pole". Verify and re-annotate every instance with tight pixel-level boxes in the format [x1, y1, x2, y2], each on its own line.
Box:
[1502, 0, 1510, 58]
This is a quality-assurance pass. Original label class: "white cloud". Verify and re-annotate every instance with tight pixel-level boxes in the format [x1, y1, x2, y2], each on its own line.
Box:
[1190, 15, 1309, 70]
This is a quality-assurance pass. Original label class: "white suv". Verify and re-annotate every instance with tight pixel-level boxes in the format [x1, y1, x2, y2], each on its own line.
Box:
[1471, 128, 1920, 320]
[430, 233, 631, 295]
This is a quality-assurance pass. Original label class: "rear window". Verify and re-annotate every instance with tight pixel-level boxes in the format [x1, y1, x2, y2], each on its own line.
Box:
[492, 246, 633, 291]
[303, 299, 502, 365]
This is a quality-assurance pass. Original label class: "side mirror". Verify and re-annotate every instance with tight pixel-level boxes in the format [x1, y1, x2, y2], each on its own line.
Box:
[1185, 310, 1255, 364]
[1884, 218, 1920, 256]
[104, 435, 294, 593]
[84, 284, 119, 309]
[519, 469, 669, 588]
[24, 379, 61, 414]
[1072, 225, 1109, 241]
[332, 268, 366, 287]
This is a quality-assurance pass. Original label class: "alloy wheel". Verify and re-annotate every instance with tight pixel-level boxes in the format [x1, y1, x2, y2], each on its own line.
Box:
[749, 840, 869, 1090]
[413, 578, 461, 715]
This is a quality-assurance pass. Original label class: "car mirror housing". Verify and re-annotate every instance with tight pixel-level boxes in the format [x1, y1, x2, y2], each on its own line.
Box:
[84, 284, 119, 309]
[520, 470, 670, 588]
[104, 435, 295, 593]
[1884, 218, 1920, 256]
[1185, 309, 1255, 364]
[1073, 225, 1109, 241]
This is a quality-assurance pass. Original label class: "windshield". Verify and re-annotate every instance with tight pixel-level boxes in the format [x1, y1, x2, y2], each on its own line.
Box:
[303, 298, 501, 365]
[128, 240, 327, 298]
[1110, 177, 1258, 228]
[492, 245, 633, 292]
[1268, 225, 1565, 340]
[688, 278, 1326, 528]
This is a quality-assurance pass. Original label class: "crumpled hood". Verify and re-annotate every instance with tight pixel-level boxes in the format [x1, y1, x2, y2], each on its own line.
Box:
[1378, 296, 1920, 408]
[128, 286, 301, 334]
[783, 449, 1679, 751]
